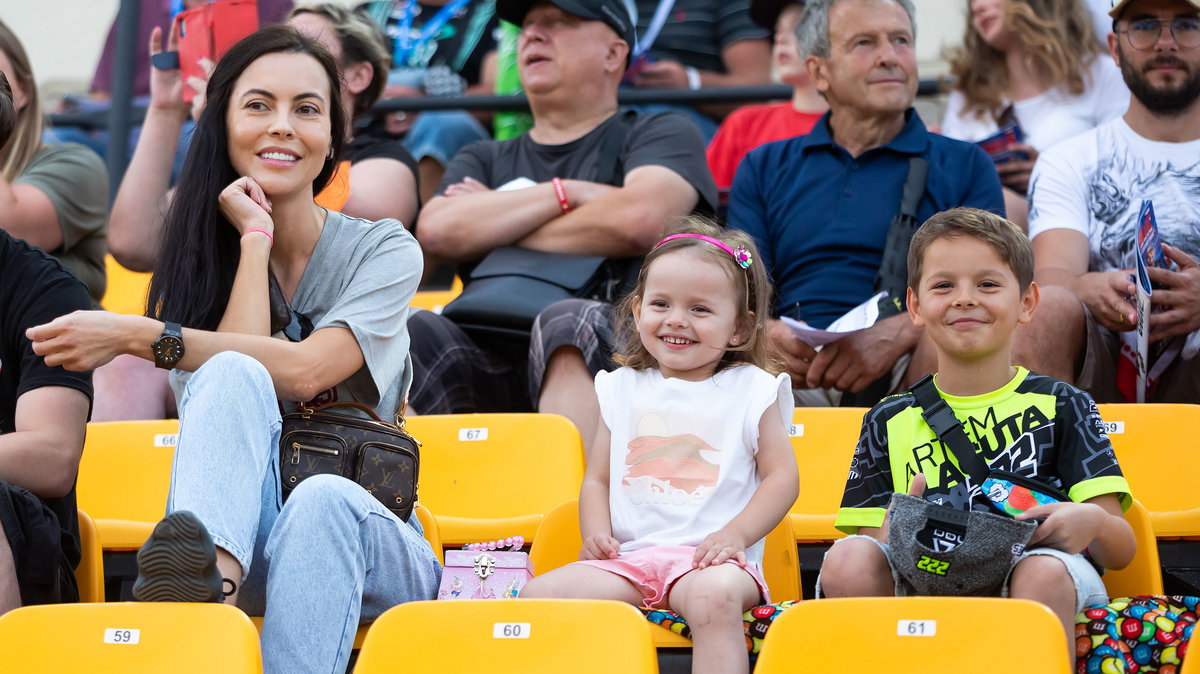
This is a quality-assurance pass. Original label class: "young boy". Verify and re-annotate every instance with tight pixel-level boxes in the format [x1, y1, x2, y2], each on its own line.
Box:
[817, 207, 1136, 650]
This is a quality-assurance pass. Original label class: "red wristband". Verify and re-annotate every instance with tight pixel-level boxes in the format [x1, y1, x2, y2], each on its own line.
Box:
[551, 177, 571, 213]
[244, 228, 274, 247]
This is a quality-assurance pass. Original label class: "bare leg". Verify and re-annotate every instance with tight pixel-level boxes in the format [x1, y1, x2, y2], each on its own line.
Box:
[0, 519, 21, 615]
[216, 548, 243, 605]
[1013, 285, 1086, 383]
[1008, 555, 1077, 665]
[817, 537, 896, 597]
[668, 564, 760, 674]
[520, 564, 643, 605]
[92, 354, 177, 421]
[538, 347, 600, 457]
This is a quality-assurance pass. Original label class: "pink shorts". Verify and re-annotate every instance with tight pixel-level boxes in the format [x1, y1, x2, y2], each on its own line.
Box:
[575, 545, 770, 609]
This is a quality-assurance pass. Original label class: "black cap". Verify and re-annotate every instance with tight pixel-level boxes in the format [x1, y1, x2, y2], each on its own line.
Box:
[496, 0, 637, 54]
[749, 0, 805, 31]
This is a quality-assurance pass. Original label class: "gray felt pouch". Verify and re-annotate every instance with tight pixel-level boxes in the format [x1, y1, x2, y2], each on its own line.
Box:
[885, 493, 1038, 596]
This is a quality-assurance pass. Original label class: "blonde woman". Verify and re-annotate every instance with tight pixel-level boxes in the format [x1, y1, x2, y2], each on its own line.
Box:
[0, 20, 108, 304]
[942, 0, 1127, 226]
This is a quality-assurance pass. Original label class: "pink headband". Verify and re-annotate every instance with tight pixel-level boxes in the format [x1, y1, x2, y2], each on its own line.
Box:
[654, 233, 754, 270]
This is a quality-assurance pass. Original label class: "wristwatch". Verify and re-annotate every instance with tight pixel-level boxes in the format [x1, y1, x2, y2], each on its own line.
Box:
[152, 322, 185, 370]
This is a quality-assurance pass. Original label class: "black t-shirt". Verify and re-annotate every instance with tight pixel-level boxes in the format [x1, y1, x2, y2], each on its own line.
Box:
[439, 110, 716, 203]
[635, 0, 768, 73]
[0, 231, 93, 567]
[347, 132, 420, 181]
[437, 110, 718, 274]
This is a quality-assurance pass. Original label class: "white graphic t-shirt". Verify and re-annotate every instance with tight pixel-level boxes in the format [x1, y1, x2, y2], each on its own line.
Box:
[1028, 117, 1200, 361]
[594, 365, 792, 565]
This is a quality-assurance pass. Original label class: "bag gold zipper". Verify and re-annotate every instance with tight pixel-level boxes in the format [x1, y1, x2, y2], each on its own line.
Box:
[291, 442, 340, 464]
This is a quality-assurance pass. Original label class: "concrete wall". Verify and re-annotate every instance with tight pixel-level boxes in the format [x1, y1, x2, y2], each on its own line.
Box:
[8, 0, 968, 97]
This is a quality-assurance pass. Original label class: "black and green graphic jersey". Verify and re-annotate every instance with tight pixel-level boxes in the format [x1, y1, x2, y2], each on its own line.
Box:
[836, 368, 1131, 534]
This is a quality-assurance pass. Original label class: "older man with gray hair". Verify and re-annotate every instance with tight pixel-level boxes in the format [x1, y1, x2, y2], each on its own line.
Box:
[727, 0, 1005, 406]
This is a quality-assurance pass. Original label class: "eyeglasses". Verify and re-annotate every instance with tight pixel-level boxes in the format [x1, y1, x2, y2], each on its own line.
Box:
[1119, 18, 1200, 50]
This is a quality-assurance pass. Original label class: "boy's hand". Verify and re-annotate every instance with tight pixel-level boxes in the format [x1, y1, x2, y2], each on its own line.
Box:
[693, 528, 748, 569]
[580, 533, 620, 561]
[879, 473, 927, 544]
[1016, 501, 1104, 554]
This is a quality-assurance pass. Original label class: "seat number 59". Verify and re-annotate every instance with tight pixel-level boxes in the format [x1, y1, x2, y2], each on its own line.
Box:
[103, 628, 140, 645]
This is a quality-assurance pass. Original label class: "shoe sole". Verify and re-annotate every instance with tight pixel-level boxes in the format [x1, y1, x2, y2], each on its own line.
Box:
[132, 511, 223, 603]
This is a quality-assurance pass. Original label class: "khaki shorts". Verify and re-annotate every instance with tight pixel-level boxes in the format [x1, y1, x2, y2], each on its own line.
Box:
[1078, 305, 1200, 403]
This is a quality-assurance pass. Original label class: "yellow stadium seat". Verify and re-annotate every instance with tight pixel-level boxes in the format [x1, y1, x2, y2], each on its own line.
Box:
[353, 599, 657, 674]
[0, 602, 261, 673]
[1096, 403, 1200, 538]
[99, 255, 152, 316]
[1102, 499, 1164, 598]
[77, 420, 180, 551]
[529, 498, 799, 649]
[76, 509, 104, 603]
[404, 413, 585, 546]
[755, 597, 1070, 673]
[409, 276, 463, 314]
[1183, 641, 1200, 674]
[787, 408, 868, 542]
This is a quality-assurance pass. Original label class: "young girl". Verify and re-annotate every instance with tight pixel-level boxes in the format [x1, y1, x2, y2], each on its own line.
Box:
[521, 218, 798, 674]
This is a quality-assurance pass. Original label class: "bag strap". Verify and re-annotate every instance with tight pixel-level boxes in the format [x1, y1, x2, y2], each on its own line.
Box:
[908, 374, 991, 488]
[298, 400, 407, 428]
[872, 157, 930, 312]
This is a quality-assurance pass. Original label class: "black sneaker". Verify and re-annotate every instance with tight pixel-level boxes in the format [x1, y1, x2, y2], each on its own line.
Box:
[132, 510, 224, 603]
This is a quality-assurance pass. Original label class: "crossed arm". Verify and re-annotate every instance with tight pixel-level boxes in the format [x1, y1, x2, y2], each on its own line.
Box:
[417, 164, 700, 263]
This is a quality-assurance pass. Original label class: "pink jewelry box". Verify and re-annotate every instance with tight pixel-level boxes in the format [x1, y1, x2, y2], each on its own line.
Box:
[438, 550, 534, 600]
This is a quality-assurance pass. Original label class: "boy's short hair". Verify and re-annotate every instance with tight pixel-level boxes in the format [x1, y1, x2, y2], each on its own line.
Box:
[907, 207, 1034, 293]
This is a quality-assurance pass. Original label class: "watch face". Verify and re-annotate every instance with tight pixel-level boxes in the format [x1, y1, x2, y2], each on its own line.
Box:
[154, 336, 184, 364]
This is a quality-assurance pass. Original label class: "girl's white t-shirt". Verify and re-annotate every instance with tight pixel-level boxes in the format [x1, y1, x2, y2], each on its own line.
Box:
[940, 55, 1128, 152]
[594, 365, 793, 566]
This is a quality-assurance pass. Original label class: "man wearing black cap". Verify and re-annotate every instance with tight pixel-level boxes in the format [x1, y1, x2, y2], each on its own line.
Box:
[1021, 0, 1200, 404]
[410, 0, 716, 424]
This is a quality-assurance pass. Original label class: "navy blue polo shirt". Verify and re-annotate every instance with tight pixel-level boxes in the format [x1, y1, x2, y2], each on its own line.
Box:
[728, 109, 1004, 329]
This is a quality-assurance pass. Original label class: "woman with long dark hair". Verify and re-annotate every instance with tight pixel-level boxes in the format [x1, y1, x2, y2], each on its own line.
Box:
[28, 25, 439, 674]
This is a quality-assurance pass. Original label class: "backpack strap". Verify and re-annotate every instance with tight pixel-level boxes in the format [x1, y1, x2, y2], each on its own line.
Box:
[908, 374, 991, 490]
[873, 157, 930, 313]
[594, 110, 637, 186]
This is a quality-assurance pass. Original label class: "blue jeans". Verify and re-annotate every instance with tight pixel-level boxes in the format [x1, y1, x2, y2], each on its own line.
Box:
[168, 352, 442, 674]
[402, 110, 490, 167]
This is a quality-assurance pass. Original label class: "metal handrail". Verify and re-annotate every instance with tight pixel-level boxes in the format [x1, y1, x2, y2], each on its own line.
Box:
[52, 79, 945, 131]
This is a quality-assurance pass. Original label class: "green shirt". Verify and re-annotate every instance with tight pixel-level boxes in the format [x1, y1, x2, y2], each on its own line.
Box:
[836, 367, 1130, 535]
[15, 143, 109, 304]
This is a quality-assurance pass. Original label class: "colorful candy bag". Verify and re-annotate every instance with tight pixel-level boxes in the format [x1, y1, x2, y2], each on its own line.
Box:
[1076, 595, 1196, 673]
[642, 600, 800, 658]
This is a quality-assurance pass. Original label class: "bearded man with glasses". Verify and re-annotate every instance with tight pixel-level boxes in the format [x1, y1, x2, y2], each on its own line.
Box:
[1014, 0, 1200, 404]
